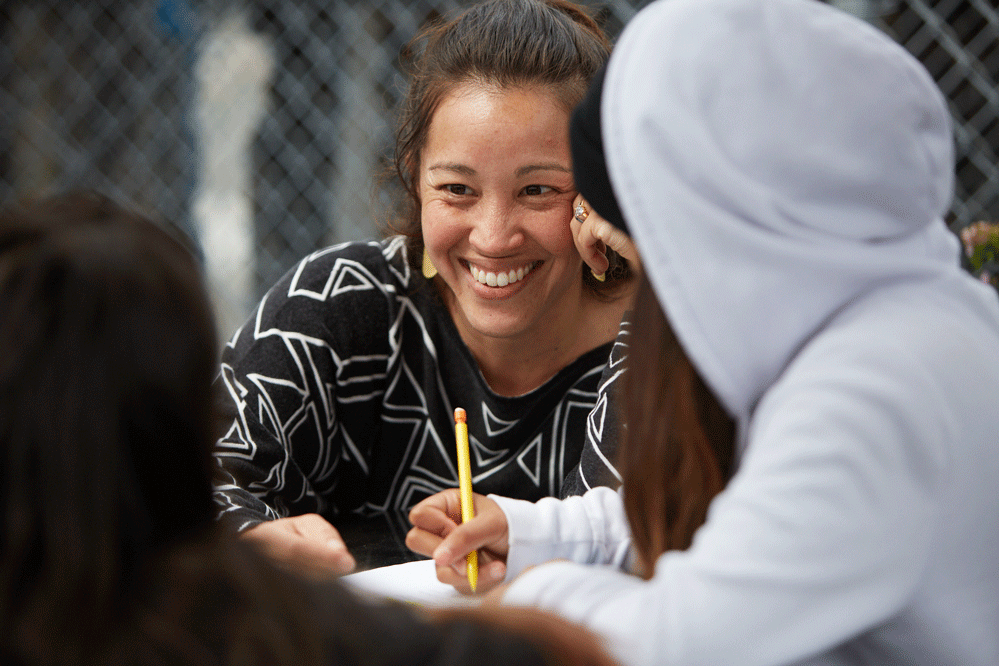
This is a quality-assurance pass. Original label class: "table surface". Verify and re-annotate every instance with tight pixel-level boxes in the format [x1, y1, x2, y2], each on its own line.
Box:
[336, 510, 429, 572]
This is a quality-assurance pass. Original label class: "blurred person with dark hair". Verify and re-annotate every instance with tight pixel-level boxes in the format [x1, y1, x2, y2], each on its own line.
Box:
[0, 191, 617, 666]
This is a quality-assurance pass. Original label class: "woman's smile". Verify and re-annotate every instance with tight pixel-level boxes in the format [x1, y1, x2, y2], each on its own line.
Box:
[465, 260, 540, 288]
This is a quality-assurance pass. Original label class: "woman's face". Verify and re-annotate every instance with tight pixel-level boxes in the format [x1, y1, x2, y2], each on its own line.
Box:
[420, 82, 584, 351]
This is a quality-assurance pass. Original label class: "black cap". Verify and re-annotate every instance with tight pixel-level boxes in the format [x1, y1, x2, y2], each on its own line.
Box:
[570, 64, 629, 235]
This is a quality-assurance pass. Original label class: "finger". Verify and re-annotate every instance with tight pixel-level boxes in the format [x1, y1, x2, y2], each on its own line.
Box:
[570, 222, 610, 278]
[293, 513, 344, 543]
[570, 217, 605, 256]
[405, 525, 444, 558]
[597, 223, 632, 257]
[286, 533, 357, 577]
[433, 558, 506, 595]
[409, 492, 463, 538]
[435, 561, 475, 595]
[289, 514, 356, 575]
[433, 514, 507, 568]
[591, 219, 640, 268]
[295, 514, 355, 569]
[582, 244, 610, 277]
[409, 488, 464, 526]
[570, 198, 617, 277]
[478, 559, 507, 591]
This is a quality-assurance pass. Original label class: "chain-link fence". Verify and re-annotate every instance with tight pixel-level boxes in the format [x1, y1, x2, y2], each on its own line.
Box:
[2, 0, 997, 334]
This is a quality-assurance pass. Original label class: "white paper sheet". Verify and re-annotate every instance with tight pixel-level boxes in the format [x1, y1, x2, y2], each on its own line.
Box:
[341, 559, 479, 607]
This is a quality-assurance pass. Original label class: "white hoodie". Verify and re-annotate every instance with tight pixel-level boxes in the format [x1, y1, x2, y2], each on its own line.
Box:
[494, 0, 999, 664]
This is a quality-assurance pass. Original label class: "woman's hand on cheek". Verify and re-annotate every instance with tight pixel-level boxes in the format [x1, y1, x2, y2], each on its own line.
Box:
[571, 196, 641, 279]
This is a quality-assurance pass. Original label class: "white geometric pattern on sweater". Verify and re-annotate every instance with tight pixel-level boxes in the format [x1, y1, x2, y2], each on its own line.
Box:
[212, 238, 612, 528]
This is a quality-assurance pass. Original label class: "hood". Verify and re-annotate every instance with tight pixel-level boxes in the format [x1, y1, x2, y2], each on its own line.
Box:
[601, 0, 959, 424]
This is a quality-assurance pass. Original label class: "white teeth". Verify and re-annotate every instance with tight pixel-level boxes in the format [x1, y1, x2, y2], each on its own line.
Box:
[470, 262, 536, 287]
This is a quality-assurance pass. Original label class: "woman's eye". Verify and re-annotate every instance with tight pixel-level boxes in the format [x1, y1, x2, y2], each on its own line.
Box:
[445, 184, 469, 195]
[523, 184, 554, 196]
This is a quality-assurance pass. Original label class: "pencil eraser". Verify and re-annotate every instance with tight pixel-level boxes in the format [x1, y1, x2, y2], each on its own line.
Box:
[454, 407, 466, 423]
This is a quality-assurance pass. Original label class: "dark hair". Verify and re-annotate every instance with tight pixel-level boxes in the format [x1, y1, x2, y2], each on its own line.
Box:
[0, 191, 222, 663]
[619, 274, 736, 576]
[386, 0, 626, 292]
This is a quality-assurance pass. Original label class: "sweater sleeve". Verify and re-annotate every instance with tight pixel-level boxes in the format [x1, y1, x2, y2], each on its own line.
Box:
[211, 242, 397, 530]
[493, 486, 632, 578]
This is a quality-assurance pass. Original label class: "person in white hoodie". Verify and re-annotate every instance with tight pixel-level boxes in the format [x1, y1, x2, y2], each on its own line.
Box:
[406, 0, 999, 664]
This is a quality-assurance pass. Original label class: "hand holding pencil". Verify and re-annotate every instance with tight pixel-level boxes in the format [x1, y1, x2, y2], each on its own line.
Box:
[406, 410, 512, 594]
[407, 490, 511, 594]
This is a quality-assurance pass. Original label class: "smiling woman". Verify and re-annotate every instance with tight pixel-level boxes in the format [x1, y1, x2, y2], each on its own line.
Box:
[421, 83, 619, 395]
[211, 0, 636, 581]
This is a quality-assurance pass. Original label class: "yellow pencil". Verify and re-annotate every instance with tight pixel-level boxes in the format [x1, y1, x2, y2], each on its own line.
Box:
[453, 407, 478, 592]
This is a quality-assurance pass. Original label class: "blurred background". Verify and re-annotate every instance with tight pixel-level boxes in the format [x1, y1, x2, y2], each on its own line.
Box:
[1, 0, 997, 337]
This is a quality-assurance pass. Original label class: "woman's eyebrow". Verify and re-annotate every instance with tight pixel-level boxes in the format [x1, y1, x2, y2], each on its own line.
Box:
[428, 163, 476, 175]
[427, 163, 572, 177]
[516, 163, 572, 177]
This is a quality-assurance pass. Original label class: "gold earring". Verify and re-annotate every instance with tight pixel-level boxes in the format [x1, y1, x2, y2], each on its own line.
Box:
[422, 248, 438, 279]
[591, 269, 606, 282]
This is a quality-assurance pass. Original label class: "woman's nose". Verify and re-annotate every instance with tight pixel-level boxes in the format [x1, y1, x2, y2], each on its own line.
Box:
[467, 201, 524, 255]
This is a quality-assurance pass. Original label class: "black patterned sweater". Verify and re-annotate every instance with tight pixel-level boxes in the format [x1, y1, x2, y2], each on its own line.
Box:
[212, 236, 617, 531]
